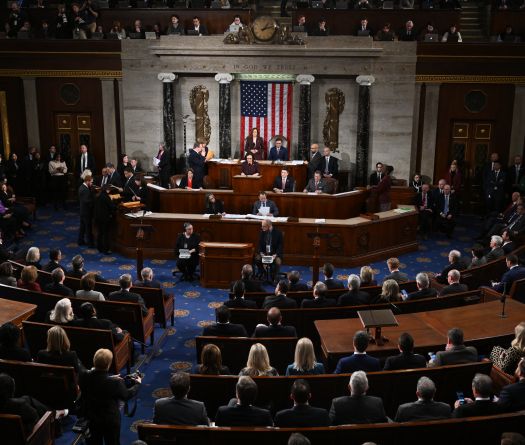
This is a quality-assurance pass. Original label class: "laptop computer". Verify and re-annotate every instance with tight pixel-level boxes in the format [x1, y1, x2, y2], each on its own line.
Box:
[145, 32, 157, 40]
[357, 29, 370, 37]
[424, 33, 438, 42]
[129, 32, 143, 39]
[229, 24, 240, 32]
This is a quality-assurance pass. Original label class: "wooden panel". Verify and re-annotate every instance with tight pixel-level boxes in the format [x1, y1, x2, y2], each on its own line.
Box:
[0, 77, 27, 157]
[199, 242, 254, 288]
[490, 10, 525, 35]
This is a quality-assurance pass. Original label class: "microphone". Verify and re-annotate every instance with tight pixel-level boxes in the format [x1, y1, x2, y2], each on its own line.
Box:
[500, 282, 508, 319]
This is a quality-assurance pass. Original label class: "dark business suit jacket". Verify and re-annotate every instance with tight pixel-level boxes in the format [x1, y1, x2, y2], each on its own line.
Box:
[452, 399, 502, 418]
[244, 136, 265, 160]
[77, 152, 96, 176]
[320, 156, 338, 176]
[94, 191, 116, 224]
[308, 151, 322, 178]
[435, 259, 469, 284]
[507, 164, 524, 188]
[122, 176, 139, 202]
[301, 296, 336, 308]
[153, 397, 209, 425]
[383, 351, 427, 371]
[268, 146, 288, 161]
[215, 403, 273, 426]
[78, 183, 94, 216]
[334, 353, 381, 374]
[484, 247, 505, 263]
[323, 278, 345, 290]
[257, 228, 283, 257]
[406, 287, 438, 301]
[224, 298, 258, 309]
[37, 349, 85, 374]
[383, 271, 409, 284]
[274, 404, 330, 427]
[262, 294, 297, 309]
[304, 178, 327, 193]
[157, 149, 170, 186]
[289, 282, 310, 292]
[494, 265, 525, 294]
[133, 279, 162, 289]
[253, 324, 297, 338]
[107, 289, 148, 316]
[202, 322, 247, 337]
[433, 344, 478, 366]
[236, 278, 264, 293]
[436, 192, 459, 217]
[497, 380, 525, 412]
[44, 282, 74, 297]
[395, 399, 451, 422]
[273, 176, 295, 192]
[369, 171, 384, 186]
[329, 395, 387, 425]
[253, 199, 279, 217]
[43, 260, 65, 273]
[440, 283, 468, 296]
[338, 290, 371, 306]
[0, 396, 42, 435]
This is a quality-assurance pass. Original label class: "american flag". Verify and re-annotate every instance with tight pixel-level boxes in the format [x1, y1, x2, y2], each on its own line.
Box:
[240, 81, 293, 159]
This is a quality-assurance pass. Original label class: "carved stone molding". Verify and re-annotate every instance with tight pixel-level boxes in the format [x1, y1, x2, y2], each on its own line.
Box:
[356, 75, 376, 87]
[157, 72, 177, 83]
[214, 73, 234, 84]
[295, 74, 315, 85]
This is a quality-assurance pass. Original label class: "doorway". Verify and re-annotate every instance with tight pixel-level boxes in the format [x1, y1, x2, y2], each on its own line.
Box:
[55, 113, 93, 174]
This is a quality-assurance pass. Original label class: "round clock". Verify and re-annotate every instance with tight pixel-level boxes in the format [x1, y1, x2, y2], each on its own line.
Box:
[252, 15, 278, 42]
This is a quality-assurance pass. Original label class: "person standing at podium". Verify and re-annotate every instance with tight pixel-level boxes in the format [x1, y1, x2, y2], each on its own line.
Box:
[255, 219, 283, 281]
[252, 191, 279, 217]
[175, 222, 200, 281]
[240, 154, 260, 176]
[244, 127, 265, 160]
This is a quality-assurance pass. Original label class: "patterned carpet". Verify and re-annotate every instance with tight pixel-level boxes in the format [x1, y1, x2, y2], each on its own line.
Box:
[16, 205, 481, 444]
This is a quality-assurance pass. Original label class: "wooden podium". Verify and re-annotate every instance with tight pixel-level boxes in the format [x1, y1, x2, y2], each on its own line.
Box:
[199, 242, 254, 288]
[232, 175, 263, 195]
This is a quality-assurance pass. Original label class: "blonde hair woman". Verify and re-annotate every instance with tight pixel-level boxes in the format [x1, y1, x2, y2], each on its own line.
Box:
[376, 279, 402, 303]
[47, 298, 75, 325]
[36, 325, 85, 374]
[360, 266, 377, 287]
[286, 337, 325, 376]
[239, 343, 278, 376]
[490, 322, 525, 374]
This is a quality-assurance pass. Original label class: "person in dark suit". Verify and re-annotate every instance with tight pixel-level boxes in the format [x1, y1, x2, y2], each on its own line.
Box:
[502, 230, 515, 255]
[416, 183, 434, 239]
[369, 162, 384, 186]
[497, 358, 525, 412]
[274, 379, 330, 427]
[252, 191, 279, 217]
[507, 155, 524, 193]
[79, 348, 141, 444]
[383, 257, 409, 284]
[233, 264, 264, 293]
[329, 371, 388, 425]
[154, 372, 209, 425]
[99, 163, 122, 188]
[77, 144, 96, 177]
[405, 273, 437, 301]
[43, 268, 74, 297]
[322, 263, 345, 290]
[383, 332, 427, 371]
[302, 281, 336, 308]
[43, 248, 65, 273]
[334, 331, 381, 374]
[0, 322, 32, 362]
[36, 325, 85, 375]
[133, 267, 162, 289]
[155, 143, 171, 188]
[94, 185, 117, 255]
[439, 269, 469, 296]
[485, 161, 507, 213]
[320, 146, 338, 178]
[372, 164, 393, 212]
[78, 175, 94, 247]
[178, 168, 199, 190]
[175, 223, 200, 281]
[202, 305, 247, 337]
[188, 16, 208, 35]
[121, 167, 139, 202]
[435, 184, 459, 238]
[107, 274, 148, 316]
[215, 376, 273, 426]
[435, 249, 469, 284]
[303, 170, 327, 193]
[398, 20, 418, 41]
[262, 280, 297, 309]
[395, 376, 451, 422]
[244, 127, 265, 160]
[356, 18, 373, 36]
[72, 302, 125, 342]
[338, 274, 371, 306]
[452, 374, 501, 418]
[267, 138, 288, 161]
[224, 280, 258, 309]
[483, 235, 505, 263]
[307, 144, 322, 180]
[272, 168, 295, 193]
[429, 327, 478, 367]
[491, 254, 525, 297]
[255, 219, 283, 280]
[288, 270, 310, 292]
[204, 193, 224, 215]
[253, 307, 297, 338]
[188, 143, 206, 188]
[66, 254, 108, 283]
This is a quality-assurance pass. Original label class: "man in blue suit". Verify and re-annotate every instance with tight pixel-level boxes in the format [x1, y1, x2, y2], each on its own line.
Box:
[497, 358, 525, 412]
[491, 254, 525, 300]
[334, 331, 381, 374]
[268, 138, 288, 161]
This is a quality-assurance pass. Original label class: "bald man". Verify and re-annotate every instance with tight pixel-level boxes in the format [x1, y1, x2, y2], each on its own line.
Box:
[307, 144, 322, 180]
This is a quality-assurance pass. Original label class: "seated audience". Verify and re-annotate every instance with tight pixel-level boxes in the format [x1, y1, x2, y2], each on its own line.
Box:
[43, 248, 65, 273]
[329, 371, 388, 425]
[166, 14, 184, 35]
[375, 279, 402, 303]
[240, 154, 260, 176]
[375, 22, 395, 41]
[17, 265, 41, 292]
[204, 193, 224, 215]
[72, 302, 124, 342]
[76, 273, 105, 301]
[286, 337, 325, 376]
[395, 376, 451, 422]
[202, 305, 247, 337]
[274, 379, 330, 427]
[154, 371, 209, 425]
[468, 247, 487, 269]
[435, 249, 468, 284]
[288, 270, 309, 292]
[109, 20, 126, 39]
[303, 170, 327, 193]
[497, 358, 525, 412]
[302, 281, 336, 308]
[80, 349, 141, 443]
[484, 235, 505, 263]
[108, 274, 148, 316]
[491, 255, 525, 297]
[263, 280, 297, 309]
[36, 325, 85, 374]
[128, 19, 145, 39]
[0, 373, 48, 436]
[322, 263, 344, 289]
[194, 344, 231, 375]
[310, 17, 329, 36]
[252, 191, 279, 217]
[502, 230, 515, 255]
[178, 168, 199, 190]
[133, 267, 161, 289]
[0, 262, 17, 287]
[338, 274, 371, 306]
[273, 168, 295, 193]
[441, 24, 462, 42]
[430, 327, 478, 366]
[498, 25, 517, 43]
[360, 265, 377, 287]
[383, 257, 408, 283]
[405, 272, 437, 301]
[215, 376, 273, 426]
[452, 374, 500, 418]
[239, 343, 278, 377]
[188, 16, 208, 36]
[225, 280, 257, 309]
[398, 20, 418, 41]
[439, 269, 468, 296]
[25, 246, 42, 270]
[253, 307, 297, 338]
[356, 17, 373, 35]
[234, 264, 264, 293]
[435, 184, 458, 238]
[67, 254, 107, 282]
[334, 331, 381, 374]
[355, 0, 372, 9]
[46, 298, 75, 326]
[44, 268, 74, 297]
[490, 322, 525, 375]
[383, 332, 426, 371]
[0, 322, 31, 362]
[416, 183, 434, 238]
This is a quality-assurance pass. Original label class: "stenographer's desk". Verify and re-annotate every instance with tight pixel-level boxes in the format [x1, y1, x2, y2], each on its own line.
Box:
[115, 207, 418, 267]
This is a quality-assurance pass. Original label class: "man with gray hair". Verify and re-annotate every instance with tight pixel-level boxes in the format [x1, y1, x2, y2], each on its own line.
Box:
[301, 281, 336, 308]
[133, 267, 161, 289]
[440, 269, 468, 296]
[338, 274, 371, 306]
[436, 249, 468, 284]
[108, 273, 148, 316]
[452, 373, 501, 418]
[329, 371, 388, 425]
[395, 376, 451, 422]
[483, 235, 505, 263]
[405, 272, 437, 301]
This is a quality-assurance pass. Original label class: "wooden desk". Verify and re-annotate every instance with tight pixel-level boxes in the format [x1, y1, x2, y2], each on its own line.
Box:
[199, 242, 253, 288]
[116, 207, 418, 267]
[316, 300, 525, 369]
[0, 298, 37, 327]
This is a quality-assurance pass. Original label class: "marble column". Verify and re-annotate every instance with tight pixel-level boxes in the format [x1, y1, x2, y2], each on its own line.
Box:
[355, 75, 375, 187]
[157, 72, 177, 174]
[296, 75, 315, 160]
[101, 78, 118, 165]
[215, 73, 234, 159]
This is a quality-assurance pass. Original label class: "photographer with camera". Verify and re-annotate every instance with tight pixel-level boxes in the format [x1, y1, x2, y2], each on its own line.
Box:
[79, 349, 141, 445]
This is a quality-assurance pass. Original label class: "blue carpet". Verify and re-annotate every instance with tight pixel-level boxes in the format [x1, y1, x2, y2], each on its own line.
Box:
[17, 205, 480, 444]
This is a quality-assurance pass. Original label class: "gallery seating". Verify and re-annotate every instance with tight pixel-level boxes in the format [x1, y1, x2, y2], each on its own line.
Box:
[0, 411, 55, 445]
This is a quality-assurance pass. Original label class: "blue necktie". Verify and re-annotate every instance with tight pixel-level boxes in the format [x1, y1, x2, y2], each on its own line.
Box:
[444, 195, 449, 214]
